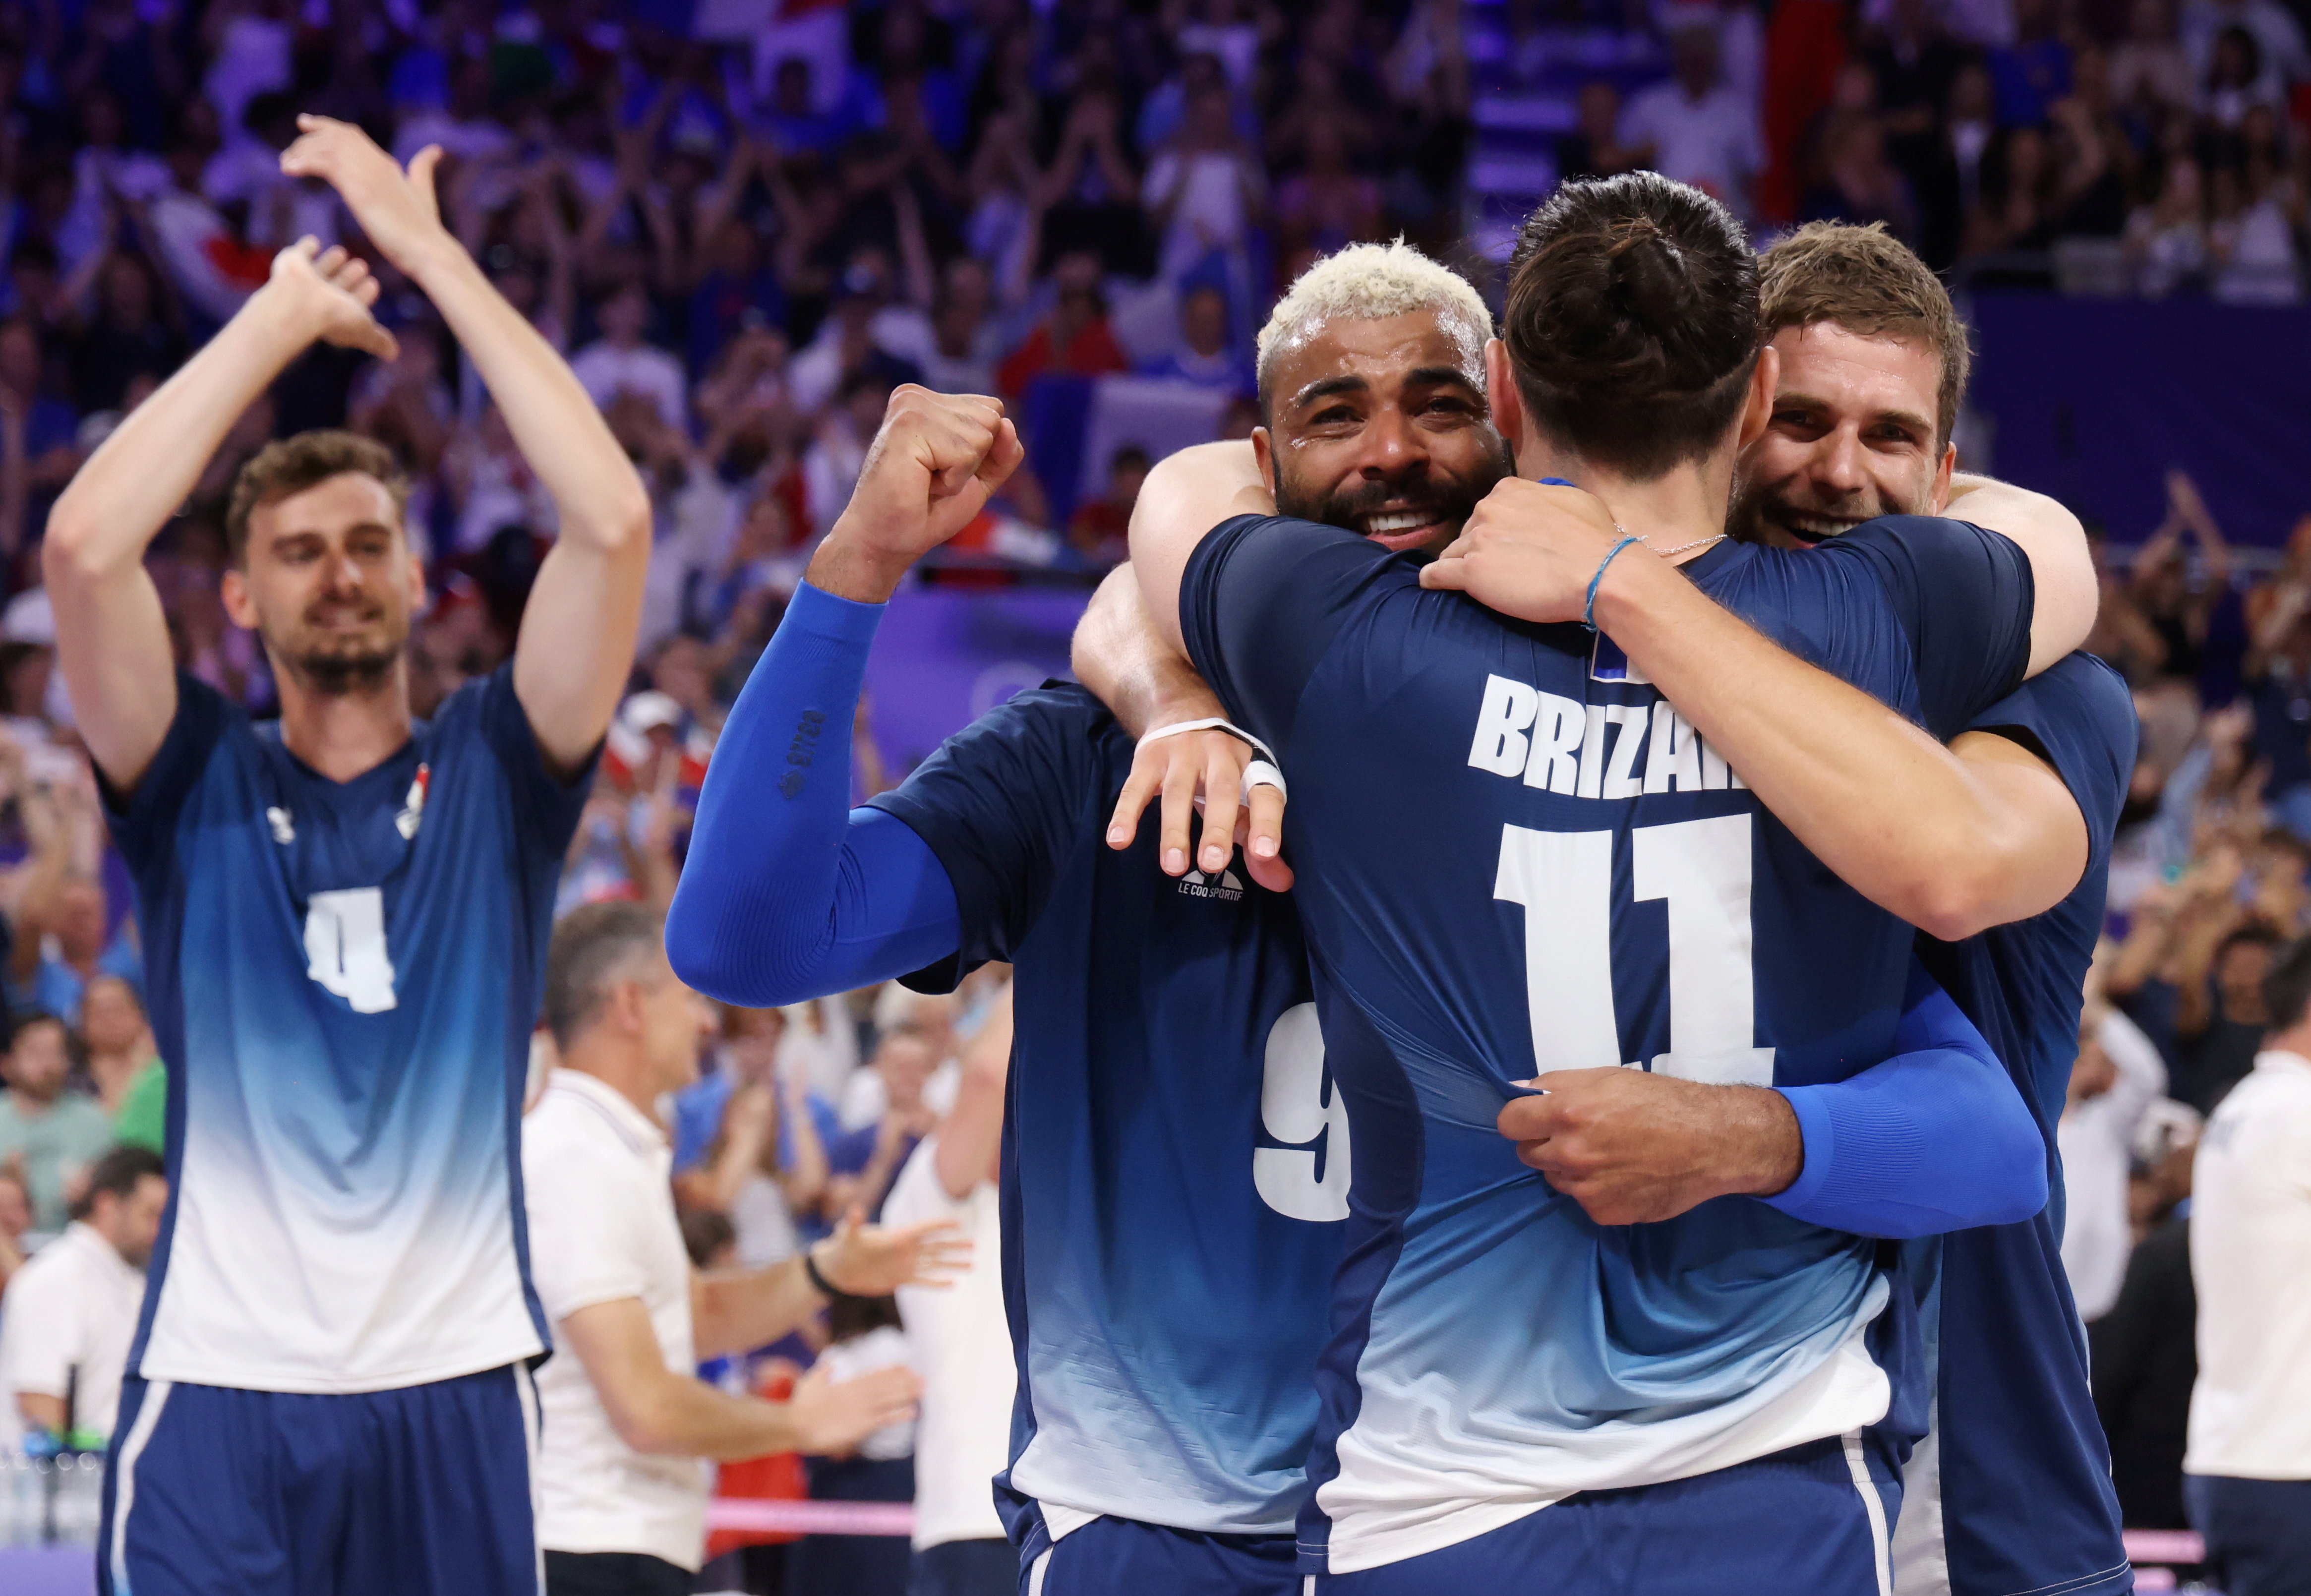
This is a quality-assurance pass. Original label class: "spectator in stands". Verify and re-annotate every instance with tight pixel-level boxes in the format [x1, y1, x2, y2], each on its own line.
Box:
[886, 984, 1014, 1596]
[570, 282, 689, 437]
[1990, 0, 2074, 127]
[686, 1005, 834, 1268]
[1143, 79, 1267, 287]
[2093, 1134, 2199, 1529]
[2178, 925, 2278, 1112]
[2199, 25, 2283, 126]
[1274, 113, 1385, 263]
[1620, 25, 1768, 222]
[0, 1011, 114, 1233]
[2132, 470, 2237, 689]
[82, 973, 163, 1151]
[67, 250, 181, 418]
[2179, 0, 2308, 101]
[995, 250, 1131, 402]
[1558, 82, 1644, 185]
[827, 1027, 942, 1223]
[2184, 934, 2311, 1592]
[0, 1143, 164, 1443]
[2126, 156, 2214, 294]
[7, 873, 142, 1026]
[522, 902, 948, 1596]
[1138, 285, 1254, 394]
[1067, 444, 1152, 569]
[2061, 993, 2170, 1322]
[2113, 0, 2199, 112]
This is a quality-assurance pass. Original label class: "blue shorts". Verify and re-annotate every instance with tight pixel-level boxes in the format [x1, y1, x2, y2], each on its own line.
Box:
[101, 1364, 540, 1596]
[1016, 1512, 1301, 1596]
[2185, 1473, 2311, 1596]
[1318, 1433, 1901, 1595]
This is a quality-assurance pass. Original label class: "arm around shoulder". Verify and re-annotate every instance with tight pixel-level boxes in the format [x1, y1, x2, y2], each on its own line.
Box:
[1126, 441, 1273, 652]
[1943, 473, 2095, 677]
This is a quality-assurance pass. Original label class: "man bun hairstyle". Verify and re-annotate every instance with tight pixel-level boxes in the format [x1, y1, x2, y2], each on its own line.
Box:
[226, 429, 411, 566]
[1758, 222, 1971, 450]
[1501, 172, 1761, 480]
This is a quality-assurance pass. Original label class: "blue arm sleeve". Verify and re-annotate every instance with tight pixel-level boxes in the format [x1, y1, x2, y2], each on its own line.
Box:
[665, 583, 962, 1007]
[1764, 964, 2049, 1238]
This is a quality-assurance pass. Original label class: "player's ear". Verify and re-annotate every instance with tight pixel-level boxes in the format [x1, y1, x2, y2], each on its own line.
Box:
[220, 564, 257, 631]
[1930, 440, 1956, 514]
[1250, 427, 1276, 494]
[1735, 344, 1779, 454]
[1483, 339, 1525, 456]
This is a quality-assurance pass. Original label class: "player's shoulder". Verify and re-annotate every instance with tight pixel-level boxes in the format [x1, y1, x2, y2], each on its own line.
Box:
[1979, 651, 2138, 757]
[944, 680, 1126, 759]
[891, 680, 1129, 801]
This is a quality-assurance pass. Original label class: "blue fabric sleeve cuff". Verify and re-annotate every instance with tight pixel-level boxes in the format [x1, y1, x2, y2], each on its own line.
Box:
[785, 579, 888, 643]
[1770, 1084, 1836, 1218]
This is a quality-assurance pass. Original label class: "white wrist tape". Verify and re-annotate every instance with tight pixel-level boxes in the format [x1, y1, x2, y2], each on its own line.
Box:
[1137, 716, 1277, 766]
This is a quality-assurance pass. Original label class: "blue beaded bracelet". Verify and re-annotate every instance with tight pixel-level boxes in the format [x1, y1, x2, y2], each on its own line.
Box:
[1583, 534, 1645, 630]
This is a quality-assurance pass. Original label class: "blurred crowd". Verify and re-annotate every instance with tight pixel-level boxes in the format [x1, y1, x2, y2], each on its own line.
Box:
[2055, 470, 2311, 1540]
[1507, 0, 2311, 296]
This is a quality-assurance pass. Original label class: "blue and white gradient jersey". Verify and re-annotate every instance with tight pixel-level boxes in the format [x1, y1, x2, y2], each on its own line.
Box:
[104, 668, 588, 1393]
[868, 684, 1346, 1538]
[1179, 514, 2036, 1573]
[1899, 651, 2138, 1596]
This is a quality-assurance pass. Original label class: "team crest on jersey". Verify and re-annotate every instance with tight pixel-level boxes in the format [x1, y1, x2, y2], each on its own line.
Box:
[395, 764, 430, 840]
[1179, 865, 1245, 902]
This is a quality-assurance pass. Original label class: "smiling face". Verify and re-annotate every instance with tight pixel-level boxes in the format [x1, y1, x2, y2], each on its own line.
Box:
[223, 473, 424, 698]
[1731, 320, 1955, 547]
[1256, 309, 1513, 555]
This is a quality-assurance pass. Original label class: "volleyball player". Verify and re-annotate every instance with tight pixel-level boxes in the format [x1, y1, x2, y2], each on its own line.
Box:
[49, 117, 650, 1595]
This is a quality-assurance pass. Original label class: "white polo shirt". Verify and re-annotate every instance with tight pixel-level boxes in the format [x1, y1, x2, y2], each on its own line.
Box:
[886, 1136, 1013, 1550]
[2186, 1049, 2311, 1480]
[0, 1221, 146, 1440]
[523, 1069, 712, 1569]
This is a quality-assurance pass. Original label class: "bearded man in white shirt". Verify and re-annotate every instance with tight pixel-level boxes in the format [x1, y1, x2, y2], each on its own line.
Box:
[0, 1144, 167, 1446]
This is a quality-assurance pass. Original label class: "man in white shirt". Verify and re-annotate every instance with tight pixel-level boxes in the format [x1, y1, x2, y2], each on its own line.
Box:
[2060, 1001, 2168, 1321]
[1618, 25, 1767, 223]
[887, 983, 1016, 1596]
[525, 902, 966, 1596]
[0, 1145, 166, 1445]
[570, 285, 691, 437]
[2184, 936, 2311, 1595]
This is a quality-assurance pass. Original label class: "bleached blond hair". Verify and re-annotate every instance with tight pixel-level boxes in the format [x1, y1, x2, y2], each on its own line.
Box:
[1254, 240, 1494, 415]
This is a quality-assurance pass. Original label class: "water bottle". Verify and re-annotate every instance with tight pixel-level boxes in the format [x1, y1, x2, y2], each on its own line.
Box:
[56, 1453, 105, 1545]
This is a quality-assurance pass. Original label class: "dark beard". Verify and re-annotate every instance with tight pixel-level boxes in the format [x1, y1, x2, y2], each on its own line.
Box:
[1275, 435, 1515, 555]
[288, 643, 399, 697]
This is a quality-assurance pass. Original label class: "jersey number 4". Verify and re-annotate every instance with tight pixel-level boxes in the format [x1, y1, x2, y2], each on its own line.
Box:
[1495, 813, 1773, 1085]
[1255, 1003, 1351, 1223]
[303, 888, 400, 1014]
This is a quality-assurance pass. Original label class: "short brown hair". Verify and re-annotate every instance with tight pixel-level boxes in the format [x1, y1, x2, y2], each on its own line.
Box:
[225, 429, 411, 565]
[1758, 223, 1971, 450]
[1502, 173, 1762, 480]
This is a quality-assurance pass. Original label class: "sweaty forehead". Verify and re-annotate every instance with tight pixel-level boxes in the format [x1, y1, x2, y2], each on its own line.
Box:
[1271, 311, 1480, 411]
[1771, 322, 1939, 421]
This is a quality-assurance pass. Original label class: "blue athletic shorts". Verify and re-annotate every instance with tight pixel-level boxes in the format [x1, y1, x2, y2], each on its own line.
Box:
[1317, 1432, 1902, 1596]
[100, 1364, 540, 1596]
[1015, 1512, 1301, 1596]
